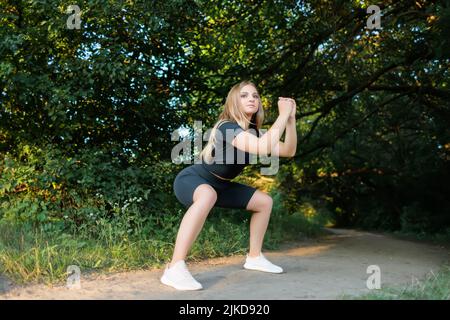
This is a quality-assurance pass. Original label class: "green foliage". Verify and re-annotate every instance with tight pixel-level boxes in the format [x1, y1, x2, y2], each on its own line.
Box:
[266, 190, 333, 245]
[1, 0, 449, 284]
[0, 143, 180, 231]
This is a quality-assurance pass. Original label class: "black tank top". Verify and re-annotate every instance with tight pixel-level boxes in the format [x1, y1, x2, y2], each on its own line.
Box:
[201, 120, 260, 180]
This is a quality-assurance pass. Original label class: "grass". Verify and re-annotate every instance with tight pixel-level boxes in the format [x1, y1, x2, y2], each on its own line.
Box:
[342, 265, 450, 300]
[0, 223, 171, 285]
[0, 203, 326, 286]
[2, 193, 448, 299]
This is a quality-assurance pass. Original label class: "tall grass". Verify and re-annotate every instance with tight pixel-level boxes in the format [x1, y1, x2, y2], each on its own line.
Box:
[0, 191, 330, 285]
[0, 221, 171, 285]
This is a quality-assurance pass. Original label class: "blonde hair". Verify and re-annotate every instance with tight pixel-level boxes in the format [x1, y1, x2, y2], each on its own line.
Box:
[199, 81, 265, 164]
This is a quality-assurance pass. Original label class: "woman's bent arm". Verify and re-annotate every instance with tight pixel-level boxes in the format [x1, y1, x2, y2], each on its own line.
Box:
[272, 116, 297, 157]
[232, 113, 291, 155]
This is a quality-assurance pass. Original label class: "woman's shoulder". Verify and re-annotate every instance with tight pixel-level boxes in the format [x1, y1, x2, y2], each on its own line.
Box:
[217, 120, 244, 131]
[217, 120, 260, 137]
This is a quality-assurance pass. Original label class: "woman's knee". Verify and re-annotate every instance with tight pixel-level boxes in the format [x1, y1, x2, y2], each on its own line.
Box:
[261, 194, 273, 211]
[246, 190, 273, 212]
[193, 184, 217, 206]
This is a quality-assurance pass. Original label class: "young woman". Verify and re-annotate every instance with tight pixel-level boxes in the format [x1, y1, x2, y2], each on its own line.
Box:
[162, 81, 297, 290]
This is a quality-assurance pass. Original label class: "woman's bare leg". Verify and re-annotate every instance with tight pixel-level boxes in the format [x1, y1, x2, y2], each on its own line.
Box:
[170, 184, 217, 267]
[245, 190, 273, 257]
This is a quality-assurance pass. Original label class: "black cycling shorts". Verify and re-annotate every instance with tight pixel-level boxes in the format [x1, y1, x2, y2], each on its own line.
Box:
[173, 164, 257, 209]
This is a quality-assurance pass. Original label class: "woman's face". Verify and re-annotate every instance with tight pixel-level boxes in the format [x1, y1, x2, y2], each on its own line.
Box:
[239, 84, 260, 119]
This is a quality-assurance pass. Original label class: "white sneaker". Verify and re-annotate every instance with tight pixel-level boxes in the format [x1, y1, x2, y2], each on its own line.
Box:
[243, 253, 283, 273]
[160, 260, 203, 290]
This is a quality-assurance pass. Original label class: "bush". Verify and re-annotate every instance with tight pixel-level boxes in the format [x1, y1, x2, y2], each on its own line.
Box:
[0, 143, 182, 233]
[400, 201, 431, 234]
[267, 190, 333, 244]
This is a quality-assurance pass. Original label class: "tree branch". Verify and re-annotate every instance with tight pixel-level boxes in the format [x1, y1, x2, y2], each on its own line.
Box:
[289, 92, 411, 162]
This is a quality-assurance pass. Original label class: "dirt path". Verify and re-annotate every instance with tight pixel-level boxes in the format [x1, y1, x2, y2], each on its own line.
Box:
[1, 228, 449, 300]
